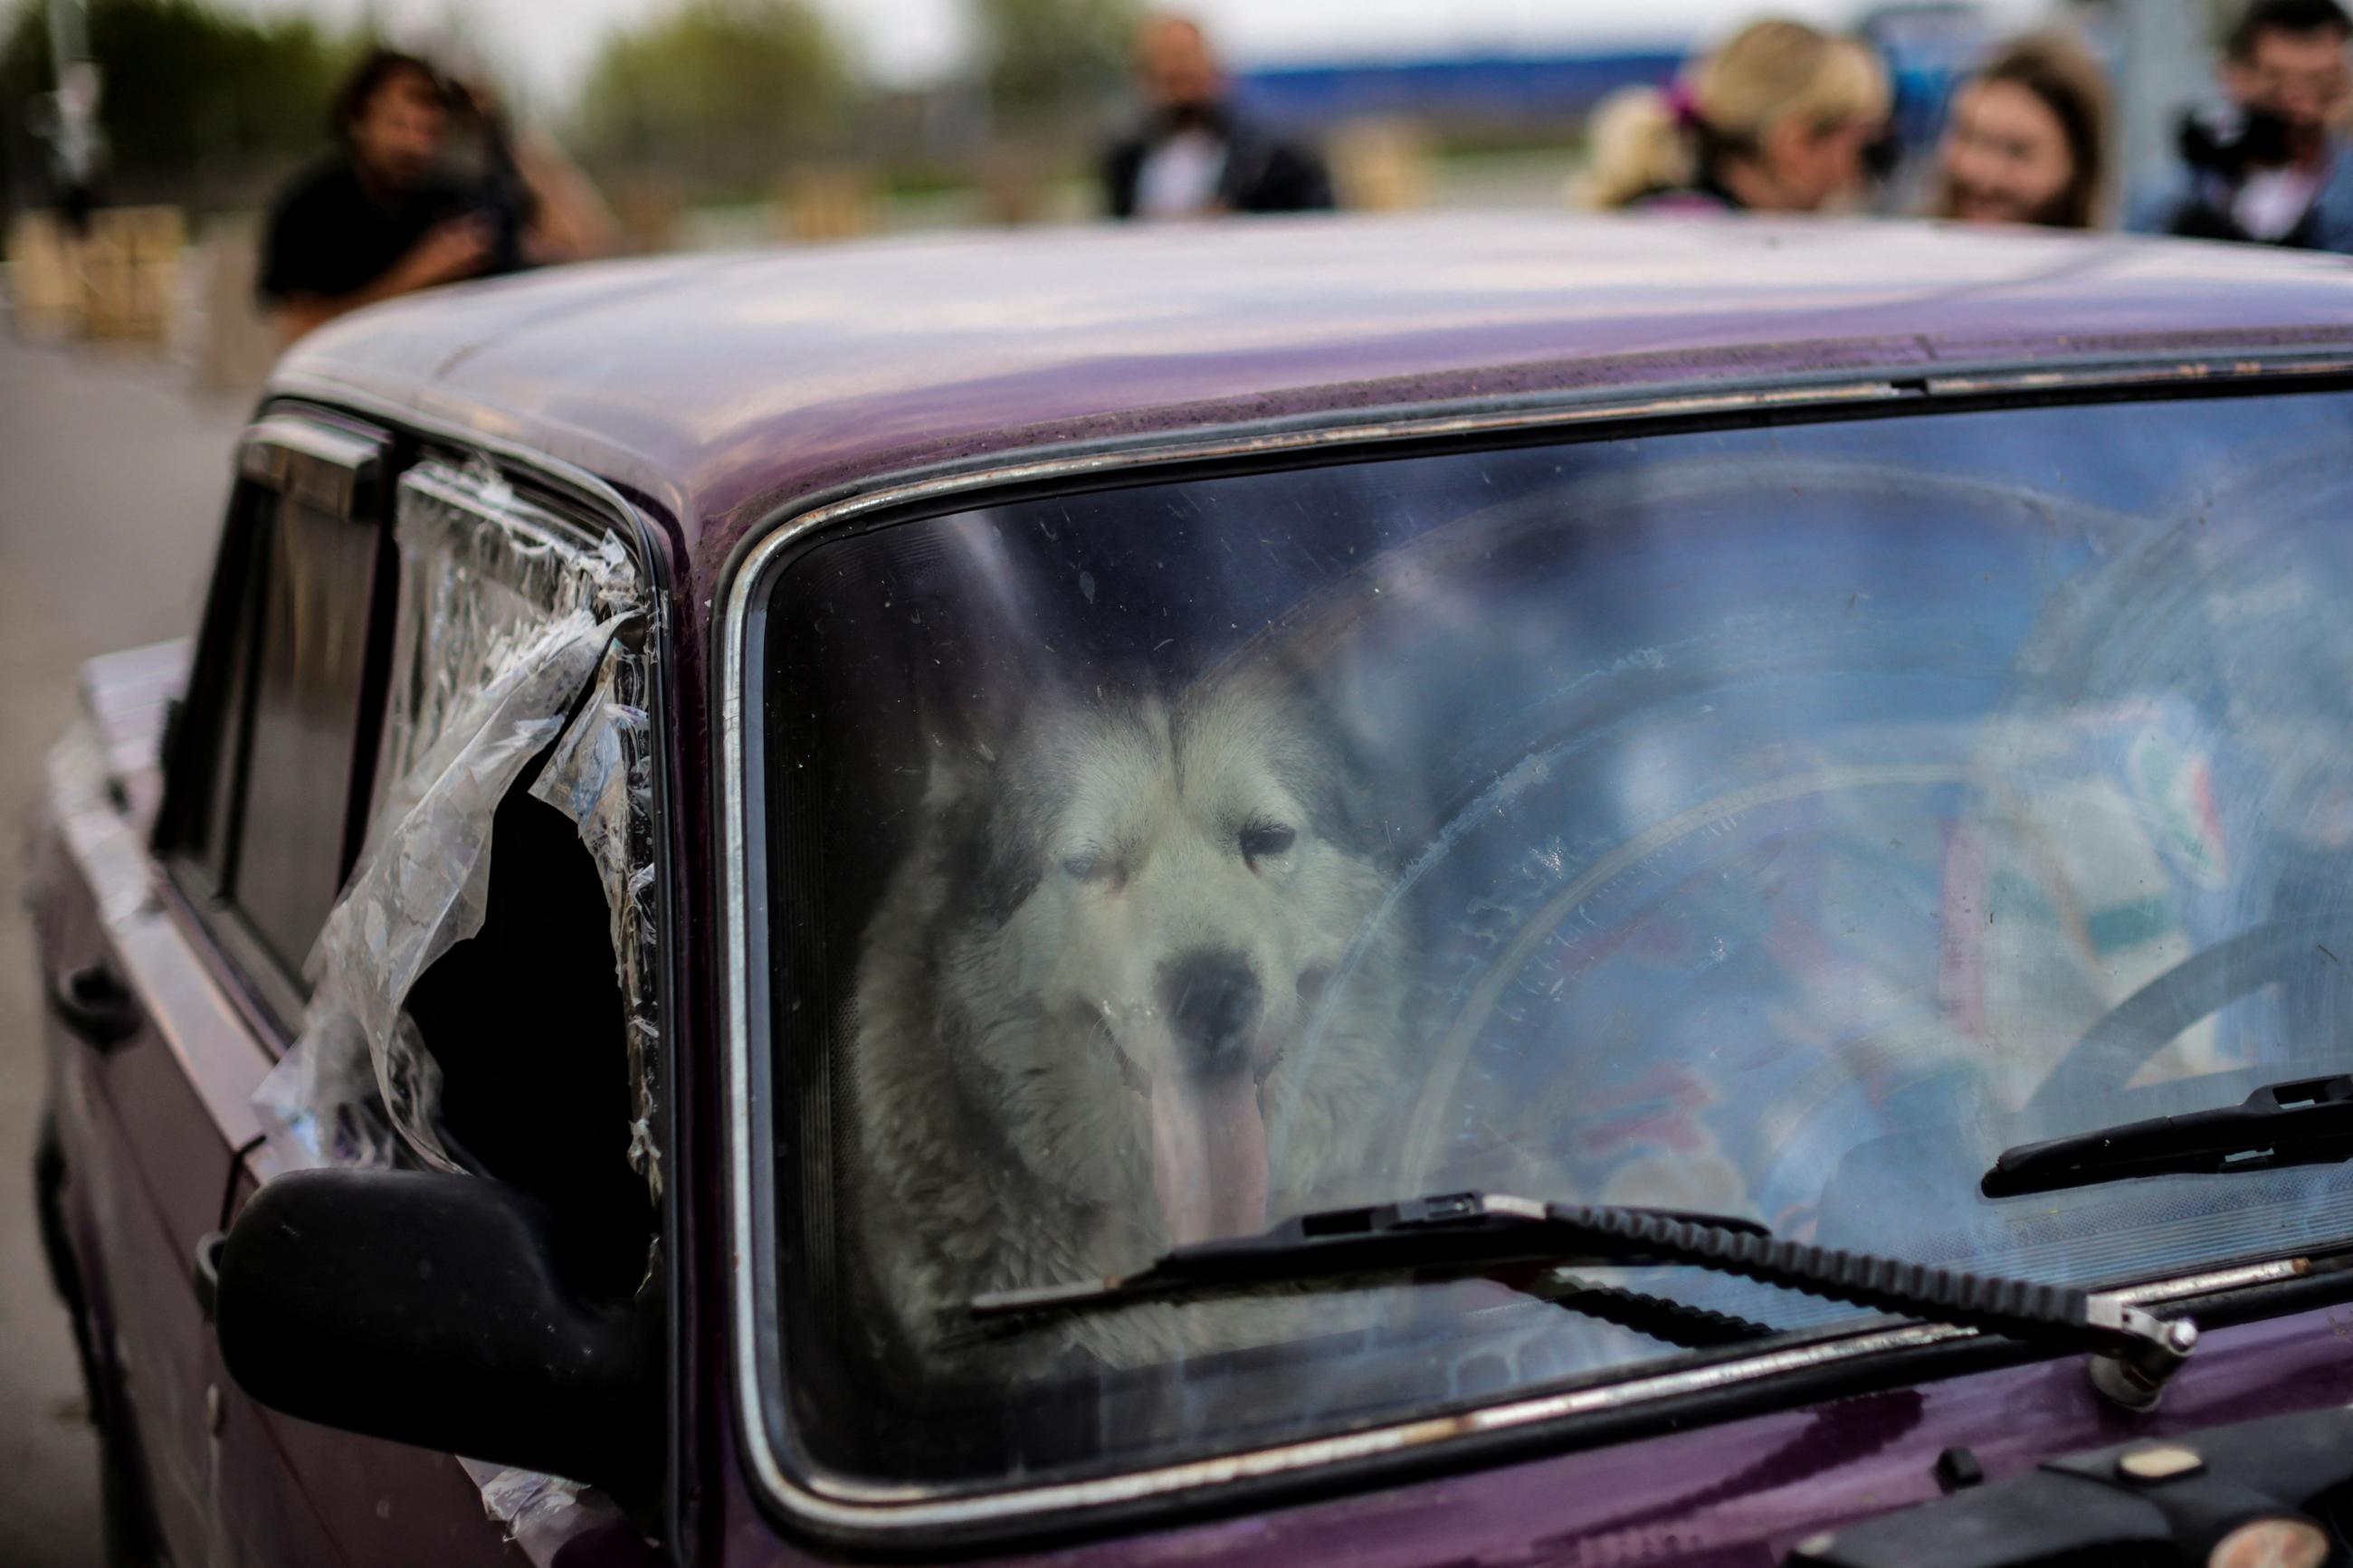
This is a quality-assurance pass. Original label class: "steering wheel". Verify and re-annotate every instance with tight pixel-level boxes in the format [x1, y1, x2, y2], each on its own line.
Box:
[2024, 912, 2353, 1115]
[1390, 761, 1972, 1190]
[1249, 460, 2162, 1191]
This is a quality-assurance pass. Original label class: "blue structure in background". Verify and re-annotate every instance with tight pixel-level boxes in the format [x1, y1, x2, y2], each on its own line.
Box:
[1234, 52, 1683, 133]
[1859, 5, 2009, 162]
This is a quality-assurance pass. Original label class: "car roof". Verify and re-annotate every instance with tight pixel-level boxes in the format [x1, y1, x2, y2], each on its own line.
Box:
[272, 211, 2353, 590]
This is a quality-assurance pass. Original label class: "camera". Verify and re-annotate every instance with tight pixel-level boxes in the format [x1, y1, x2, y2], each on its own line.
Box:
[2179, 99, 2299, 175]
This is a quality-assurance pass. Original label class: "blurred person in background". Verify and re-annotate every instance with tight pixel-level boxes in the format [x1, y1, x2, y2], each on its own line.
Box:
[1577, 18, 1891, 214]
[1929, 33, 2111, 228]
[1103, 12, 1334, 220]
[258, 47, 614, 343]
[2132, 0, 2353, 249]
[37, 61, 110, 238]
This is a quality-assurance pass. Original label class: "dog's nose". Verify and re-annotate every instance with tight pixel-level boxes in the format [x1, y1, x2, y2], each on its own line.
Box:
[1160, 950, 1262, 1074]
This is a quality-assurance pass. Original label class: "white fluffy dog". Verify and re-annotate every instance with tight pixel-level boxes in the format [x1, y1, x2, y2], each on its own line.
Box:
[847, 666, 1414, 1366]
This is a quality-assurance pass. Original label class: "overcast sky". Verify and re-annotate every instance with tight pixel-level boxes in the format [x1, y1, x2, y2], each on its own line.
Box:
[234, 0, 1891, 109]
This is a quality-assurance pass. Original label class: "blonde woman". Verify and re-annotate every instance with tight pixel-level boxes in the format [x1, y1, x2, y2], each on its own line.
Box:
[1577, 19, 1892, 214]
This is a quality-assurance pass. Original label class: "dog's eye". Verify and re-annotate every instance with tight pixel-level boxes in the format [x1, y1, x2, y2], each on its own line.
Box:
[1239, 824, 1297, 861]
[1062, 852, 1099, 881]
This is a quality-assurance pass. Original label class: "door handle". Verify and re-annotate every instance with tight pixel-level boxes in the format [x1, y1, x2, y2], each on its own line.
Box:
[49, 962, 142, 1050]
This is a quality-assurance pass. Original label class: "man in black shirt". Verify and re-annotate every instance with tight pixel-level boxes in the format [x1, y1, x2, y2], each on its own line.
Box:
[258, 49, 611, 343]
[1102, 14, 1334, 221]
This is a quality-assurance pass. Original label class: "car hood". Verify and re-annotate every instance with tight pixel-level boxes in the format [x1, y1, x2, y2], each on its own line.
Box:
[715, 1288, 2353, 1565]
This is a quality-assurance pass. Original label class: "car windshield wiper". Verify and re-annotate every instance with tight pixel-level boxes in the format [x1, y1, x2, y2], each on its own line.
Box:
[969, 1192, 2196, 1408]
[1985, 1072, 2353, 1198]
[972, 1194, 1780, 1354]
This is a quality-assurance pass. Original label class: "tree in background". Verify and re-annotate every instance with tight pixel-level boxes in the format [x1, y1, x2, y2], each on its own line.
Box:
[1, 0, 346, 214]
[576, 0, 849, 198]
[975, 0, 1141, 131]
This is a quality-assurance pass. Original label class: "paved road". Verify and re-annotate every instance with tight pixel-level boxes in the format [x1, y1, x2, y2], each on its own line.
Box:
[0, 331, 249, 1566]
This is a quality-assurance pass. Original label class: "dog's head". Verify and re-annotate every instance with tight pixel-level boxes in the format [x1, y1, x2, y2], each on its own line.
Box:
[923, 669, 1399, 1248]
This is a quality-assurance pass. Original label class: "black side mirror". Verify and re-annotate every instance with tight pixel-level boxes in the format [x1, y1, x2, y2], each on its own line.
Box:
[214, 1168, 659, 1494]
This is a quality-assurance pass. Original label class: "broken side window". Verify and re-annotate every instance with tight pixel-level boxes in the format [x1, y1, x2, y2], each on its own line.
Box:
[254, 459, 663, 1230]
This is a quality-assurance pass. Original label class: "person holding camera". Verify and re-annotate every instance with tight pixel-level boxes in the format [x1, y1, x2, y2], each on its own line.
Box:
[257, 48, 613, 344]
[2132, 0, 2353, 250]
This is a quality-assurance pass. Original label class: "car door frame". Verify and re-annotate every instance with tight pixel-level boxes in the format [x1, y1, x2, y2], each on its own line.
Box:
[198, 393, 692, 1566]
[154, 409, 399, 1039]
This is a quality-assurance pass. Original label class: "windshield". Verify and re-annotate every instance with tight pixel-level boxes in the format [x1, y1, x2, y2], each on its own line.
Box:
[751, 389, 2353, 1497]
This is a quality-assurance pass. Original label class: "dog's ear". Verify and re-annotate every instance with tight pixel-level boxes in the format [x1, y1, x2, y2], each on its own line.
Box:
[912, 621, 1056, 777]
[916, 663, 1065, 930]
[936, 763, 1048, 928]
[911, 653, 1018, 804]
[919, 736, 984, 813]
[1319, 655, 1434, 868]
[928, 704, 1091, 930]
[1216, 652, 1426, 871]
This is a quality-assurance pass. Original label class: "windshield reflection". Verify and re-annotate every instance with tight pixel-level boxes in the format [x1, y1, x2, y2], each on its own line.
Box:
[758, 389, 2353, 1491]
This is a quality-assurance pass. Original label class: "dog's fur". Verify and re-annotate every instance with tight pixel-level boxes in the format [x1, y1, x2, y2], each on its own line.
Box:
[846, 666, 1413, 1365]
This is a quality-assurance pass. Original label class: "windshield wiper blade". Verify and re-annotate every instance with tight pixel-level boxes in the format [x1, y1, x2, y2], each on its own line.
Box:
[971, 1193, 1764, 1314]
[1985, 1073, 2353, 1198]
[970, 1192, 2196, 1407]
[978, 1194, 1777, 1353]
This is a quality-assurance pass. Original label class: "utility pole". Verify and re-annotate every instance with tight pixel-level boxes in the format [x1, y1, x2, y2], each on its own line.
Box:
[45, 0, 89, 71]
[2114, 0, 2211, 202]
[39, 0, 102, 216]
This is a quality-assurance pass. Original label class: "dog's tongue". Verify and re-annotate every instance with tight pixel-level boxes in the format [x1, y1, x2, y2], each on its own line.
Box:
[1150, 1069, 1269, 1246]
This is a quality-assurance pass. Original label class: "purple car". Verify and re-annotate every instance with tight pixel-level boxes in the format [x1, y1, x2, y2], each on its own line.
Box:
[35, 213, 2353, 1567]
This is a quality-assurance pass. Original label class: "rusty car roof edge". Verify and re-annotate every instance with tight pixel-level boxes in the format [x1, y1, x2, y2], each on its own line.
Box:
[269, 216, 2353, 572]
[281, 336, 2353, 622]
[697, 342, 2353, 614]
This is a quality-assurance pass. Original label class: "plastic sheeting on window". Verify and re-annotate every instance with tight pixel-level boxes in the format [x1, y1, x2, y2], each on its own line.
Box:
[254, 459, 663, 1195]
[526, 635, 662, 1185]
[466, 1459, 590, 1554]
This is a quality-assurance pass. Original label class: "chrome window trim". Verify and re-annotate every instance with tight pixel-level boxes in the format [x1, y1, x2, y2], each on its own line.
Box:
[719, 358, 2353, 1540]
[239, 413, 385, 518]
[727, 1273, 2289, 1535]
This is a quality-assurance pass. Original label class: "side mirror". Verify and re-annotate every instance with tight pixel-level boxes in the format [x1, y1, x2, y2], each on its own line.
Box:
[214, 1168, 659, 1494]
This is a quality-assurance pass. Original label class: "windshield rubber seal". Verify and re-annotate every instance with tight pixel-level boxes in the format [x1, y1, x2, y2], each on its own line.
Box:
[717, 353, 2353, 1554]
